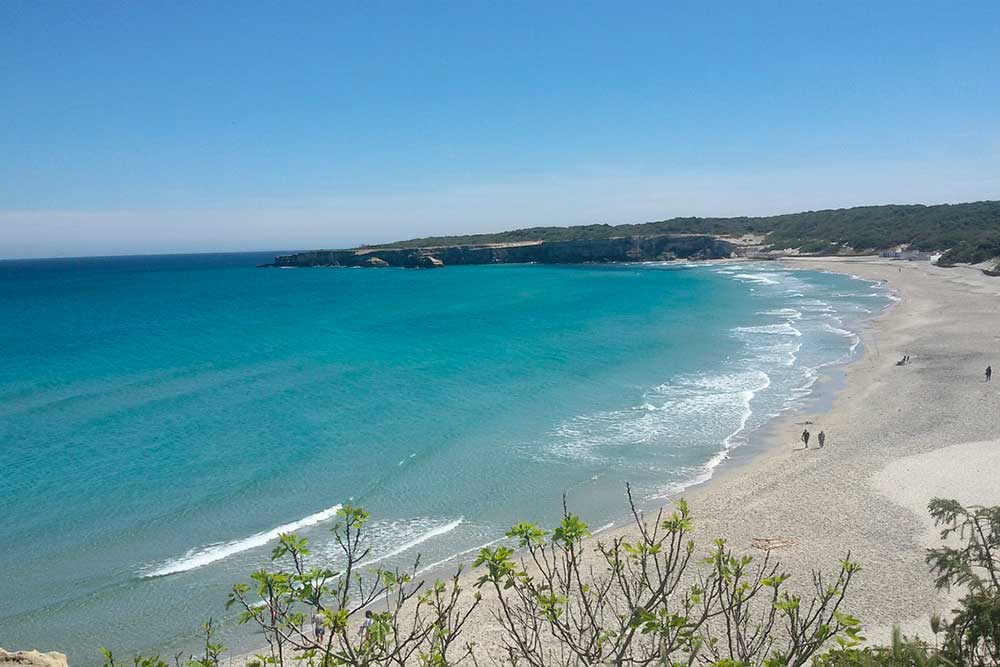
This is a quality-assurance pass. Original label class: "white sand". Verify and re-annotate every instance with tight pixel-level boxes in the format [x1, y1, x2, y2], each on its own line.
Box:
[673, 257, 1000, 643]
[870, 438, 1000, 639]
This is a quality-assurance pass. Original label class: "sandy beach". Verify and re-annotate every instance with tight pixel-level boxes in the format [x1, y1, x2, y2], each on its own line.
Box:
[234, 257, 1000, 661]
[670, 257, 1000, 642]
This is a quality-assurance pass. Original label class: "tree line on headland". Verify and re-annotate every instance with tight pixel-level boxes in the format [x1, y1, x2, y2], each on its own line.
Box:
[369, 200, 1000, 267]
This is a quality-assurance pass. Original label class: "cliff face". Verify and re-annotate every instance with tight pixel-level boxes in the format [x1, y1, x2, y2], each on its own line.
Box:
[0, 650, 69, 667]
[270, 235, 735, 268]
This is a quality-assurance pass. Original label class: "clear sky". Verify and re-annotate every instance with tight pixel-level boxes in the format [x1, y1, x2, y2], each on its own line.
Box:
[2, 1, 999, 258]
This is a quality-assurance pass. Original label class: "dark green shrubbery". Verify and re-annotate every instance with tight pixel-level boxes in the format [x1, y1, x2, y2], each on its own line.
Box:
[924, 500, 1000, 666]
[371, 201, 1000, 264]
[796, 241, 843, 255]
[937, 238, 1000, 266]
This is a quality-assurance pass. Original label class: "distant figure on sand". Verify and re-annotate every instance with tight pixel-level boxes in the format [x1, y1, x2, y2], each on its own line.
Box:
[360, 609, 374, 640]
[818, 431, 826, 448]
[312, 612, 325, 644]
[988, 365, 993, 382]
[801, 429, 810, 449]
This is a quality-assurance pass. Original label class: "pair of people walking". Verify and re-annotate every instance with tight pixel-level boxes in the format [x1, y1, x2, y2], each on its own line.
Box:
[801, 429, 825, 449]
[311, 609, 374, 646]
[312, 612, 326, 645]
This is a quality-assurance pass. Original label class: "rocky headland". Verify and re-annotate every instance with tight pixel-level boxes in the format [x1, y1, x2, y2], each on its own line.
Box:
[267, 234, 738, 268]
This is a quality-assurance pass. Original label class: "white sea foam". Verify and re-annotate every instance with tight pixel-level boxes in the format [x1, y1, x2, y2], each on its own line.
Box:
[834, 291, 892, 299]
[547, 369, 771, 463]
[415, 536, 505, 576]
[757, 308, 803, 320]
[732, 322, 802, 336]
[723, 373, 771, 448]
[654, 371, 771, 499]
[748, 340, 801, 366]
[799, 299, 834, 313]
[732, 273, 781, 285]
[823, 323, 856, 338]
[593, 521, 616, 534]
[366, 517, 464, 567]
[538, 264, 888, 506]
[144, 503, 344, 577]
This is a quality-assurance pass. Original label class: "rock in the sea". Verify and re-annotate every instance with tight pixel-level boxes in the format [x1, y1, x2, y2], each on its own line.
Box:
[418, 255, 444, 268]
[362, 256, 390, 267]
[0, 649, 69, 667]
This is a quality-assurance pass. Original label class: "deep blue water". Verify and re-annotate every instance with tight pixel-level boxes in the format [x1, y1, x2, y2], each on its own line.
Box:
[0, 254, 891, 662]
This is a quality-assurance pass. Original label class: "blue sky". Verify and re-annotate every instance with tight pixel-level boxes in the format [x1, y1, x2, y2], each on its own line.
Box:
[2, 1, 999, 258]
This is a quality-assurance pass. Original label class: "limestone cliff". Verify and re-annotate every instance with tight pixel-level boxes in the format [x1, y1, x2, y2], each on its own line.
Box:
[268, 234, 735, 268]
[0, 650, 69, 667]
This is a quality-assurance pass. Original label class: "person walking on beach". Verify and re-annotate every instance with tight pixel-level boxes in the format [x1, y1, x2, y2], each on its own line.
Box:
[359, 610, 374, 641]
[801, 429, 810, 449]
[818, 431, 826, 448]
[987, 365, 993, 382]
[312, 611, 325, 645]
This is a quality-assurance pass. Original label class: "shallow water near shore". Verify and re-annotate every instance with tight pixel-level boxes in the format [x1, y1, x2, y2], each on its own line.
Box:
[0, 254, 891, 662]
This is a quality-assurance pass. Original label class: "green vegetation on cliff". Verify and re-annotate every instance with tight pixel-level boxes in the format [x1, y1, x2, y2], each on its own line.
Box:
[373, 200, 1000, 265]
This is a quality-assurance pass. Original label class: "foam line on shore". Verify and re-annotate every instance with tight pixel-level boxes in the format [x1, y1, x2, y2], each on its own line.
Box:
[366, 517, 465, 567]
[143, 503, 344, 577]
[416, 536, 505, 576]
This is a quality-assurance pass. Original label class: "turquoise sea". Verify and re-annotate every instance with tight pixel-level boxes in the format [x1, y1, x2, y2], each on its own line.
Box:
[0, 254, 892, 662]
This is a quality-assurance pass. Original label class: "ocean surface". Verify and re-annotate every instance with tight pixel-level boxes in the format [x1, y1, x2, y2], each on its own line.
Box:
[0, 254, 892, 662]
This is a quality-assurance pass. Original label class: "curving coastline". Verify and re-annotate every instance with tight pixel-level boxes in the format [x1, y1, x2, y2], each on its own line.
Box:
[660, 258, 1000, 642]
[228, 259, 946, 663]
[12, 257, 999, 664]
[401, 257, 1000, 656]
[324, 256, 1000, 656]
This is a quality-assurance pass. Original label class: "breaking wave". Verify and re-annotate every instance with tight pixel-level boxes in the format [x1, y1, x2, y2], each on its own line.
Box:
[143, 503, 344, 577]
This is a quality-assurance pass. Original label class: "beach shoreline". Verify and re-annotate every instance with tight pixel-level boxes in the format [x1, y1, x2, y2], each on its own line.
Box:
[441, 256, 1000, 651]
[226, 256, 1000, 662]
[675, 257, 1000, 642]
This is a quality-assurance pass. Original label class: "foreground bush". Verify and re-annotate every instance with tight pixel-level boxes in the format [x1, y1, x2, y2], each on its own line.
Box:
[105, 495, 1000, 667]
[473, 494, 860, 666]
[217, 490, 861, 667]
[925, 499, 1000, 667]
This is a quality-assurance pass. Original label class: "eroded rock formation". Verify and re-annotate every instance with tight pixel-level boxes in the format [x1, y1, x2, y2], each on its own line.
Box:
[0, 649, 69, 667]
[268, 234, 735, 268]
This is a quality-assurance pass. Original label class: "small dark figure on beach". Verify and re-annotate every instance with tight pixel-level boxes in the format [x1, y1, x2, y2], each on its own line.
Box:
[904, 354, 910, 364]
[988, 365, 993, 382]
[801, 429, 810, 449]
[312, 612, 325, 644]
[360, 609, 374, 640]
[818, 431, 826, 448]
